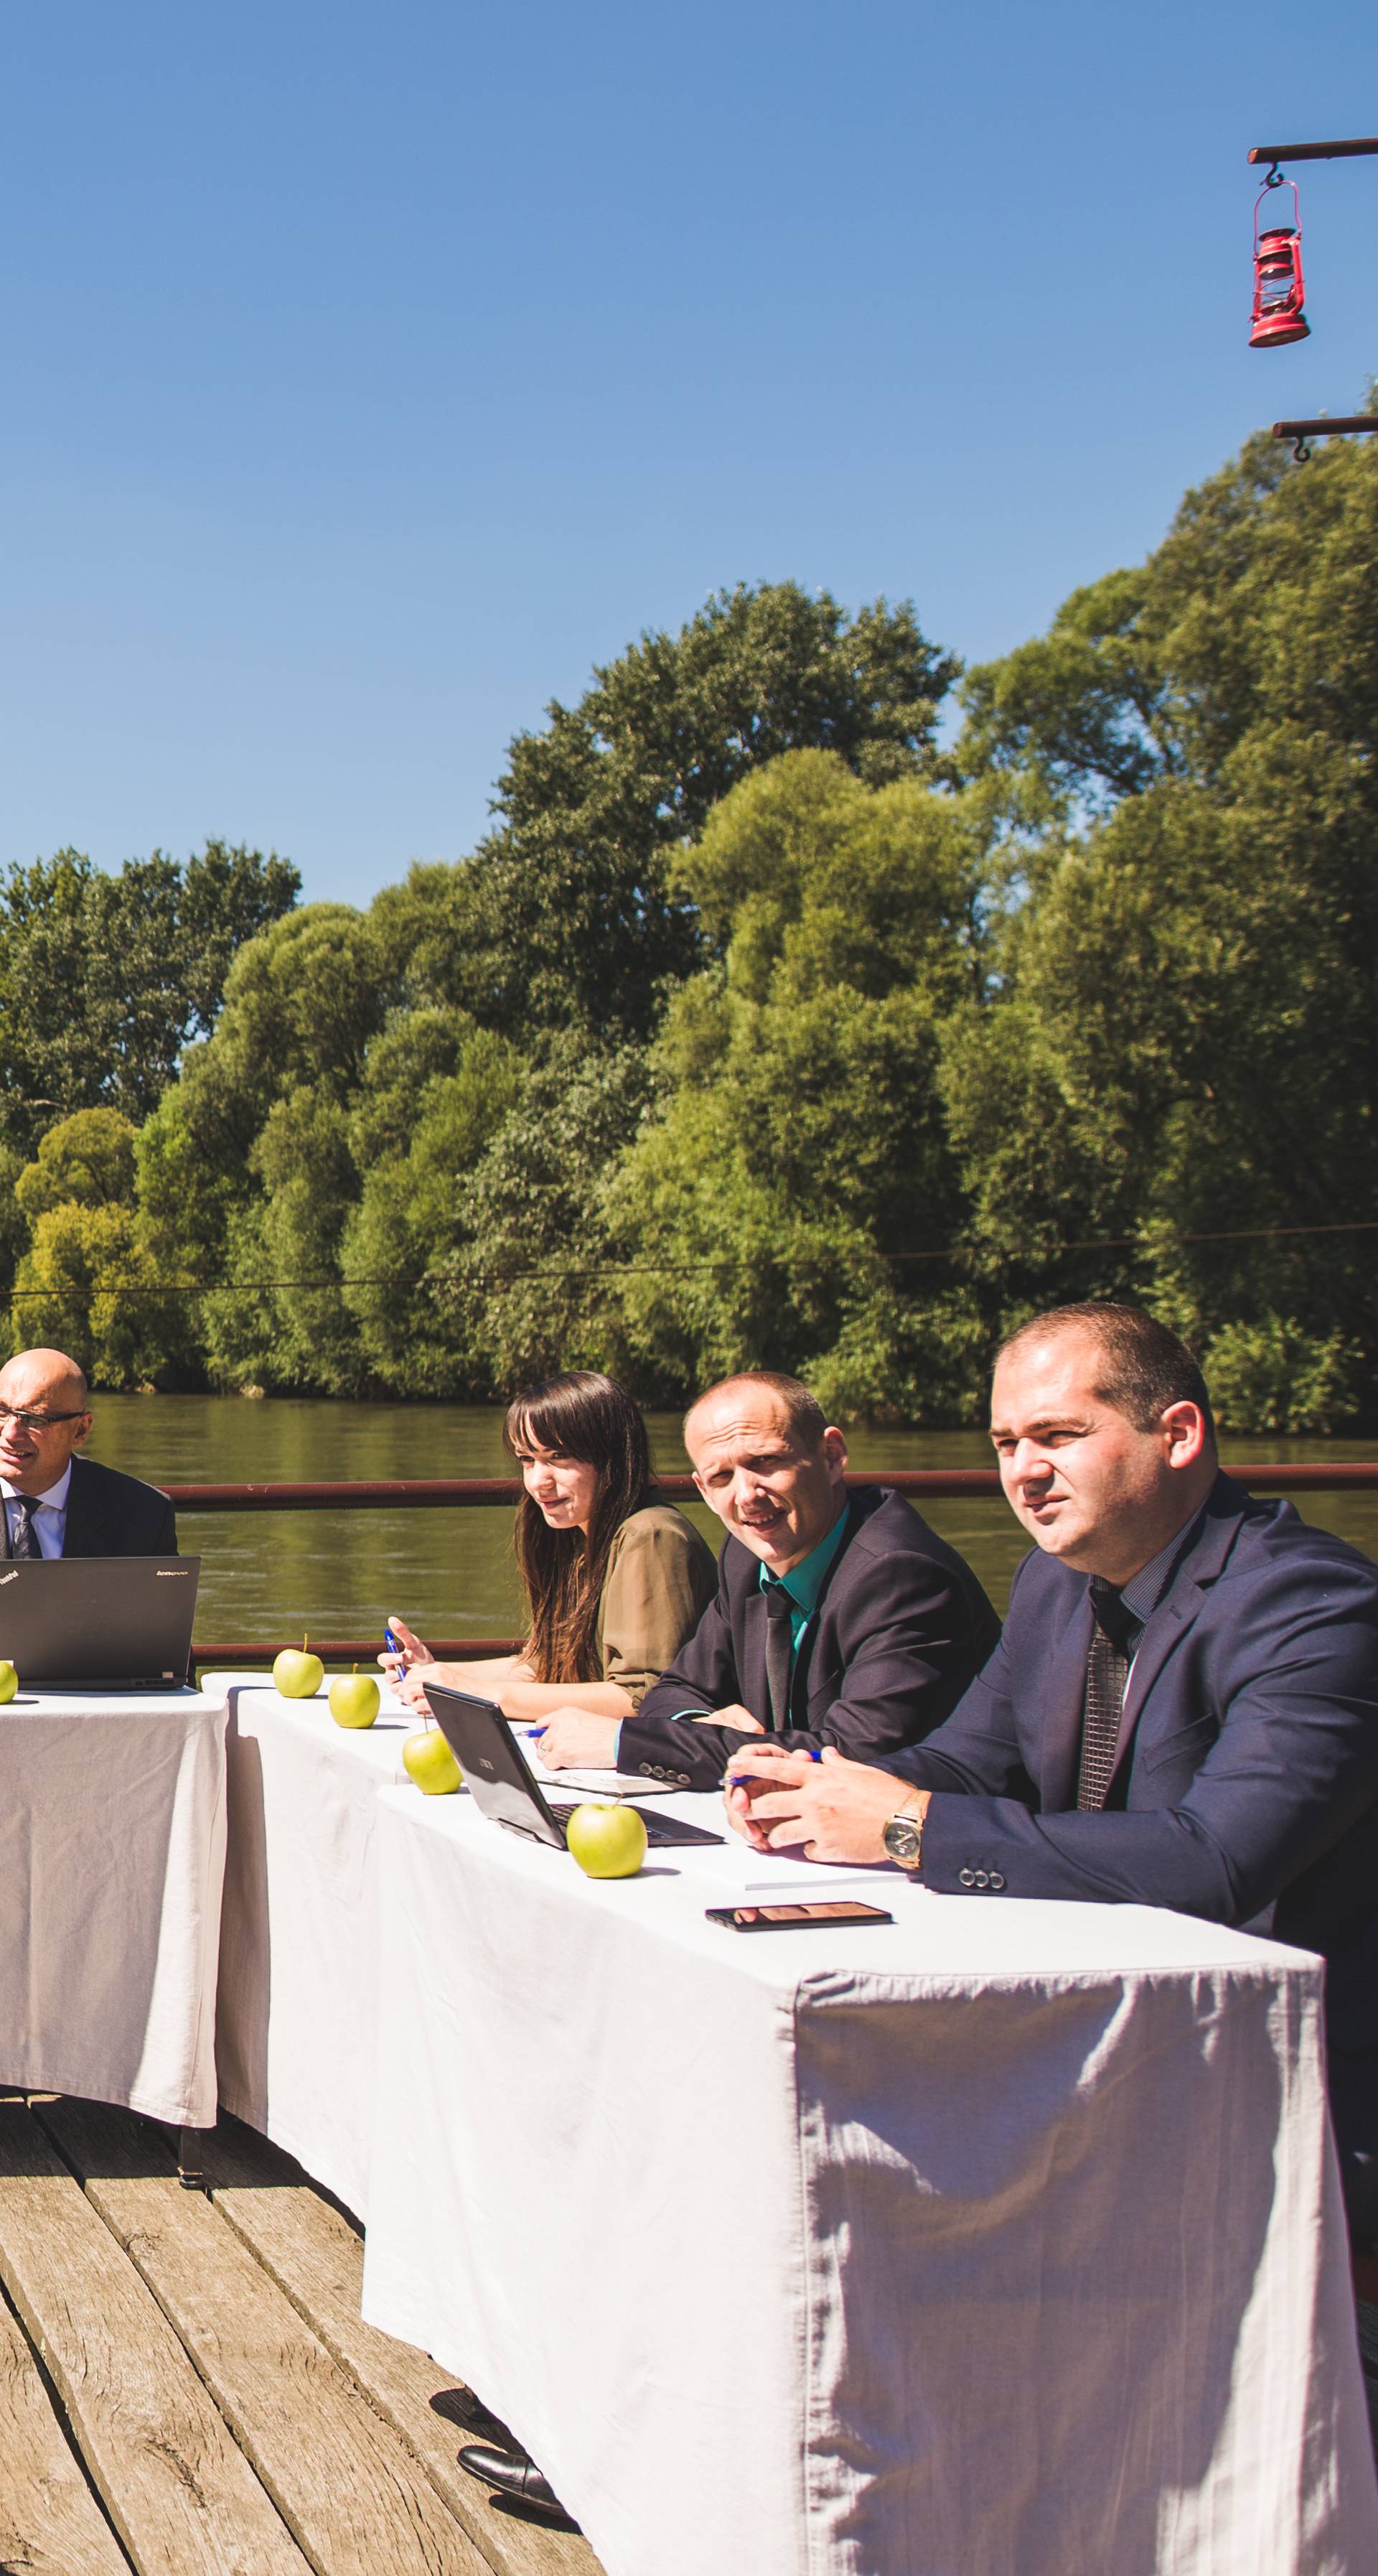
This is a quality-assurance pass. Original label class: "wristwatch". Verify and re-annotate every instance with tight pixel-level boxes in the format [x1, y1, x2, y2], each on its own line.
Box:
[882, 1793, 925, 1872]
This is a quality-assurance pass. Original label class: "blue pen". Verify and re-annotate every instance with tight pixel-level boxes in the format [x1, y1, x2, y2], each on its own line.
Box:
[730, 1747, 822, 1794]
[383, 1624, 406, 1681]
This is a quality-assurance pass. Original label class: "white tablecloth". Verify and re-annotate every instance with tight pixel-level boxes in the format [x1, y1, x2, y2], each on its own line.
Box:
[211, 1676, 417, 2218]
[360, 1788, 1378, 2576]
[0, 1681, 229, 2126]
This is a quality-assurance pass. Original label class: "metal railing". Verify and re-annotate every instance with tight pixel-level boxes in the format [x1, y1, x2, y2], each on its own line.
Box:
[176, 1465, 1378, 1665]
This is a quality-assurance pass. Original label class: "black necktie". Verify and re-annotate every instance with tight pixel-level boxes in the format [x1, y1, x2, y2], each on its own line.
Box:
[764, 1585, 794, 1732]
[1077, 1577, 1137, 1811]
[9, 1497, 40, 1561]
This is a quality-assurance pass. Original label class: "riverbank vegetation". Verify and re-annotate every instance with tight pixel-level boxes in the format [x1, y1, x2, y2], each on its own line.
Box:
[5, 423, 1377, 1429]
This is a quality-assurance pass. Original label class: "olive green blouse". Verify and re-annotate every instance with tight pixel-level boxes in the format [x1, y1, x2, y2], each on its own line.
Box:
[593, 1503, 718, 1708]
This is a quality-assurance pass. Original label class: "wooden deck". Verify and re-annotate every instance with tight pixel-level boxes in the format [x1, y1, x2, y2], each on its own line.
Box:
[0, 2092, 604, 2576]
[3, 2085, 1374, 2573]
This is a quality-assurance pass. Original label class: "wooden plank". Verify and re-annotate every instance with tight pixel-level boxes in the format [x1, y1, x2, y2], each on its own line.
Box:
[37, 2099, 493, 2576]
[187, 2119, 601, 2576]
[0, 2098, 309, 2576]
[0, 2295, 133, 2576]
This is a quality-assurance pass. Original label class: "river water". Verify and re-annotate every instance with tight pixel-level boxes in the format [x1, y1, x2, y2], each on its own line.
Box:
[83, 1394, 1378, 1652]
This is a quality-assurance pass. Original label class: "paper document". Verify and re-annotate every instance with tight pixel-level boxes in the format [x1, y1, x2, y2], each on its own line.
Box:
[533, 1766, 680, 1799]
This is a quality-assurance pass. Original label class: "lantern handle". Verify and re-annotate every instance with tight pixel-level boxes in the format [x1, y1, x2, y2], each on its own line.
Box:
[1254, 173, 1302, 246]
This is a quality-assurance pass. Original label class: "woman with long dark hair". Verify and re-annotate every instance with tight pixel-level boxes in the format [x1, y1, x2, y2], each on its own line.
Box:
[385, 1371, 716, 1725]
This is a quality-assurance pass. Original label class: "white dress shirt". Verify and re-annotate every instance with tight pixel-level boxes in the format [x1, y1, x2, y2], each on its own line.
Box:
[1, 1461, 73, 1560]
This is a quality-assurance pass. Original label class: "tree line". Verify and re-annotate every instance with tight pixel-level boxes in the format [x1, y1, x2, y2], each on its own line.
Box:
[6, 423, 1377, 1431]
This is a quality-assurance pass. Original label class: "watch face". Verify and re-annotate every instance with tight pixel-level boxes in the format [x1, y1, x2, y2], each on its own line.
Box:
[883, 1816, 922, 1865]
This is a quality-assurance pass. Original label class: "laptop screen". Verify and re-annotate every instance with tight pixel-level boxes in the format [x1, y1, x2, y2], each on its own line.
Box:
[426, 1685, 566, 1846]
[0, 1557, 200, 1686]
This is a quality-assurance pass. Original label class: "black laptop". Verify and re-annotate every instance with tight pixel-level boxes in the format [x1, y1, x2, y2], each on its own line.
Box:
[0, 1557, 201, 1689]
[427, 1685, 724, 1849]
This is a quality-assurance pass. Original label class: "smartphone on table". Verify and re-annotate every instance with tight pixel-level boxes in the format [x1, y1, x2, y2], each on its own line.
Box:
[705, 1900, 894, 1932]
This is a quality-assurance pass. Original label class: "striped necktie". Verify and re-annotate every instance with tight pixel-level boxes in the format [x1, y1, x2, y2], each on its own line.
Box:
[1077, 1577, 1136, 1811]
[9, 1496, 40, 1561]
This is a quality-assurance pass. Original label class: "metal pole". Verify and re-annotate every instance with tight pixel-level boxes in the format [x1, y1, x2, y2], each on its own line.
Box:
[1249, 138, 1378, 164]
[1272, 416, 1378, 439]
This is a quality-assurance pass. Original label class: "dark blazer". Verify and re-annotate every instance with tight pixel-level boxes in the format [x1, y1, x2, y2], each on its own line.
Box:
[1, 1454, 179, 1559]
[883, 1473, 1378, 2216]
[621, 1488, 1000, 1792]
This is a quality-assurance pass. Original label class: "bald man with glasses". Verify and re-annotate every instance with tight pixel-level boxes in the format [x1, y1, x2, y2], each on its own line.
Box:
[0, 1348, 177, 1559]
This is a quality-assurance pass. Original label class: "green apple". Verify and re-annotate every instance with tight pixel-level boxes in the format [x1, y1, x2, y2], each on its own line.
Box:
[273, 1646, 324, 1699]
[0, 1661, 17, 1705]
[403, 1726, 463, 1795]
[329, 1669, 380, 1730]
[565, 1802, 647, 1879]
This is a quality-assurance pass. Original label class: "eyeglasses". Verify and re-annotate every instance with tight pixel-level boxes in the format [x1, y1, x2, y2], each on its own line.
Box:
[0, 1404, 88, 1434]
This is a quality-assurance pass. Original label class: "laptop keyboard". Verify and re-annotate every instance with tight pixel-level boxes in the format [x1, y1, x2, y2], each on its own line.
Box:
[548, 1802, 723, 1848]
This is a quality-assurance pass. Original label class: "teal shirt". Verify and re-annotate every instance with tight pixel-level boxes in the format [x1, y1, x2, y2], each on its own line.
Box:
[758, 1498, 852, 1669]
[612, 1496, 852, 1754]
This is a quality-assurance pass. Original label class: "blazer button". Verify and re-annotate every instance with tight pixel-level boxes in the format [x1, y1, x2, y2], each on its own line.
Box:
[652, 1765, 666, 1780]
[973, 1870, 990, 1890]
[989, 1872, 1006, 1891]
[639, 1764, 653, 1776]
[958, 1868, 976, 1888]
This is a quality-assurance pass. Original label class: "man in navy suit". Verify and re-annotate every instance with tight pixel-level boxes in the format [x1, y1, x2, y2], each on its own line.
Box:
[727, 1305, 1378, 2239]
[0, 1347, 178, 1558]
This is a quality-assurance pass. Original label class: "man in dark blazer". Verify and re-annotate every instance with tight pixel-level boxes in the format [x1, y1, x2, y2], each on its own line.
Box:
[0, 1347, 177, 1558]
[535, 1369, 998, 1792]
[728, 1305, 1378, 2239]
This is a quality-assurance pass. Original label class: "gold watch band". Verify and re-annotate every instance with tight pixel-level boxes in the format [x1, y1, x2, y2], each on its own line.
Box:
[886, 1793, 925, 1872]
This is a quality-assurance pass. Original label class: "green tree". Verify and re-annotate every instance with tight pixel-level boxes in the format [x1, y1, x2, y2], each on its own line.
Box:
[93, 431, 1378, 1424]
[603, 751, 994, 1414]
[11, 1202, 143, 1381]
[134, 905, 396, 1389]
[407, 584, 958, 1046]
[7, 1109, 170, 1385]
[426, 1035, 657, 1395]
[0, 841, 299, 1155]
[136, 907, 393, 1271]
[14, 1107, 137, 1223]
[341, 1016, 525, 1394]
[950, 429, 1378, 1427]
[137, 912, 534, 1394]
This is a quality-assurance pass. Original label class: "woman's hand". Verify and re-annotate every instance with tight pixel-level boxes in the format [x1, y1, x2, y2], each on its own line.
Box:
[393, 1666, 436, 1717]
[534, 1709, 623, 1771]
[378, 1615, 433, 1686]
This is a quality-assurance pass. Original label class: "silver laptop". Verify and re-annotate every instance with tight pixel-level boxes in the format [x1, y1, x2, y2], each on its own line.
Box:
[0, 1557, 201, 1689]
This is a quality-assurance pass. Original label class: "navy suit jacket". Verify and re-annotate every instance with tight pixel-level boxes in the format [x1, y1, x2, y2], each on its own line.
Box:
[1, 1455, 179, 1559]
[885, 1473, 1378, 2083]
[622, 1488, 1000, 1792]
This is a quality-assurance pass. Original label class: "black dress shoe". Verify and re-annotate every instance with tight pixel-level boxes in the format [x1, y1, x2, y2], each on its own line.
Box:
[456, 2440, 578, 2529]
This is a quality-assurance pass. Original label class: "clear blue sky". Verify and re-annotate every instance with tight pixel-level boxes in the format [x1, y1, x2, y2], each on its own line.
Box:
[4, 0, 1376, 907]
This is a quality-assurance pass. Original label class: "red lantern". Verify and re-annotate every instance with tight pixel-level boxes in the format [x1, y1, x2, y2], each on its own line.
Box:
[1250, 176, 1309, 347]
